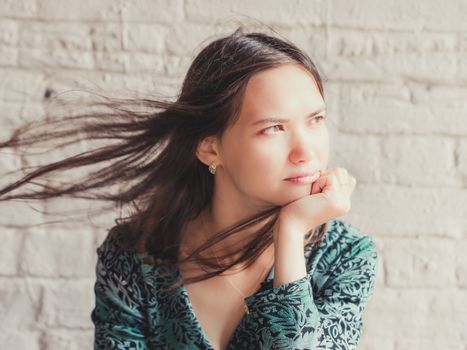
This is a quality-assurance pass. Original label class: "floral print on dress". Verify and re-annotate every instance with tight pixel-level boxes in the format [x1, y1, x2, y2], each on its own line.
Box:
[91, 219, 378, 349]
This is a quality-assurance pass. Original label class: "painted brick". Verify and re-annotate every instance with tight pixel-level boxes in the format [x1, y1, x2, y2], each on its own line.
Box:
[1, 1, 466, 349]
[21, 227, 96, 278]
[330, 134, 460, 187]
[121, 0, 184, 23]
[37, 0, 121, 21]
[364, 288, 467, 340]
[0, 278, 41, 328]
[380, 238, 457, 287]
[0, 20, 18, 46]
[337, 83, 467, 136]
[186, 0, 326, 26]
[328, 0, 467, 31]
[0, 201, 46, 228]
[328, 29, 459, 57]
[19, 47, 95, 70]
[164, 22, 236, 56]
[89, 23, 123, 52]
[38, 279, 95, 328]
[0, 228, 23, 275]
[380, 136, 458, 187]
[0, 0, 36, 18]
[0, 330, 41, 350]
[44, 330, 94, 350]
[0, 69, 46, 102]
[346, 184, 467, 238]
[122, 23, 167, 53]
[19, 22, 92, 51]
[329, 134, 381, 184]
[0, 45, 17, 66]
[323, 53, 459, 83]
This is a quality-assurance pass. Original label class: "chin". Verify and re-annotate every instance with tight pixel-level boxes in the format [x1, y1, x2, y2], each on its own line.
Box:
[252, 185, 310, 208]
[273, 190, 310, 207]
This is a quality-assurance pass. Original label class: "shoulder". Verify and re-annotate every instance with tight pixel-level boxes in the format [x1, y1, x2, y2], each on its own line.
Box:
[96, 224, 145, 276]
[96, 224, 175, 282]
[97, 223, 130, 256]
[92, 225, 149, 327]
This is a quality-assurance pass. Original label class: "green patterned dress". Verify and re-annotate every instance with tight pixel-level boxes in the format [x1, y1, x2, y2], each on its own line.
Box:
[91, 219, 378, 349]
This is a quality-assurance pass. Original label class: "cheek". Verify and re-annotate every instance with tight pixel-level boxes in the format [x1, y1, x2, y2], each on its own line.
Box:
[239, 144, 287, 190]
[225, 140, 283, 181]
[257, 137, 284, 162]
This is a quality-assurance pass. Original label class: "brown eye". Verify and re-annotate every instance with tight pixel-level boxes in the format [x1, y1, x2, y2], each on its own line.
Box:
[311, 116, 326, 124]
[262, 125, 284, 134]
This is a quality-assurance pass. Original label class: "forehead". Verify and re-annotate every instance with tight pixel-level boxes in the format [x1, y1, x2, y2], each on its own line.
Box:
[236, 64, 324, 124]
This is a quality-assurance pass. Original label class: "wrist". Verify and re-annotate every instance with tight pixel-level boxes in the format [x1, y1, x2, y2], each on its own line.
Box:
[272, 218, 308, 287]
[273, 217, 307, 245]
[274, 214, 315, 239]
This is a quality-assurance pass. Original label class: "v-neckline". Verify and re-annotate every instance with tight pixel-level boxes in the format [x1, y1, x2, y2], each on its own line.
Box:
[138, 240, 318, 349]
[175, 265, 275, 350]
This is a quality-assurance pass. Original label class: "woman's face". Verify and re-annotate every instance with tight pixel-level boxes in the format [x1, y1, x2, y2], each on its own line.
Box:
[216, 63, 329, 209]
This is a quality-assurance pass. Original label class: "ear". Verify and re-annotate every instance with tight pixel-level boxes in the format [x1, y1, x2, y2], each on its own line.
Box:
[195, 136, 221, 167]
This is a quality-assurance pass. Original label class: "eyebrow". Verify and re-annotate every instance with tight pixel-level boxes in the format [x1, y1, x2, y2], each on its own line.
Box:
[250, 108, 326, 126]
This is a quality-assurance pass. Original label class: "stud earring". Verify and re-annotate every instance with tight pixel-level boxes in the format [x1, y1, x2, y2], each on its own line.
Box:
[208, 163, 217, 175]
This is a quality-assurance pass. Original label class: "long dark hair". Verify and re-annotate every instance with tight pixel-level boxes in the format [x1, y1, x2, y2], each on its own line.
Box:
[0, 26, 329, 287]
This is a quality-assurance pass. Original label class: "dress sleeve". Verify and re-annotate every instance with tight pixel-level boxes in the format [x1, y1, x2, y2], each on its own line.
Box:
[244, 235, 378, 350]
[91, 232, 149, 350]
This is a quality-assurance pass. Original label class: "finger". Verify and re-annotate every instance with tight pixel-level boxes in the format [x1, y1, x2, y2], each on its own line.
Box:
[324, 173, 339, 192]
[321, 167, 346, 185]
[340, 176, 355, 214]
[310, 173, 326, 195]
[335, 168, 348, 186]
[310, 170, 341, 195]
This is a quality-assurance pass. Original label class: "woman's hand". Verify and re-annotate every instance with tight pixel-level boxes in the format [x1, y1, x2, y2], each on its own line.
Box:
[278, 167, 357, 236]
[272, 167, 357, 287]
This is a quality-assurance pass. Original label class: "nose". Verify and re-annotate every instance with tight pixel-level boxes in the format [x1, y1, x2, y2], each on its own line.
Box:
[288, 129, 316, 165]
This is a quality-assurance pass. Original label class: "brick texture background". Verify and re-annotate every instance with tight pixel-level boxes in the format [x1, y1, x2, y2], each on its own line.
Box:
[0, 0, 466, 349]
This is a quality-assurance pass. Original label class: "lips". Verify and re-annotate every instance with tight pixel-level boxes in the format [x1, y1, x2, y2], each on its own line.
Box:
[284, 171, 321, 184]
[284, 171, 320, 180]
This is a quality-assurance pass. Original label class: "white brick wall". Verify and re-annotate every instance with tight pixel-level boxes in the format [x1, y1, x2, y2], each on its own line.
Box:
[0, 1, 466, 349]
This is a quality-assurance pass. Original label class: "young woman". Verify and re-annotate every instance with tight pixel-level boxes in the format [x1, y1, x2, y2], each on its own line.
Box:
[0, 27, 378, 349]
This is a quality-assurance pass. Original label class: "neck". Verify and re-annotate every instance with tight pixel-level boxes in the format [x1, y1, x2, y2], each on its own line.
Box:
[181, 204, 273, 267]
